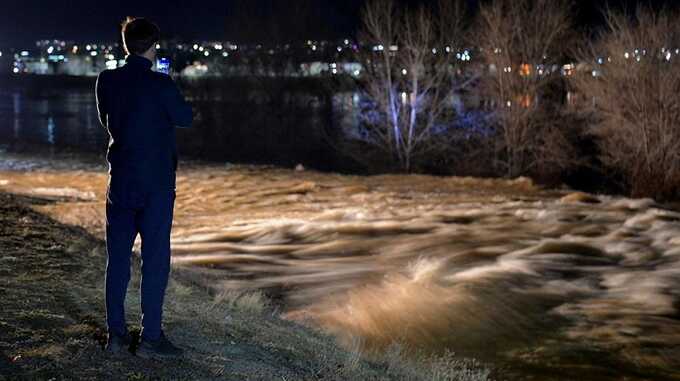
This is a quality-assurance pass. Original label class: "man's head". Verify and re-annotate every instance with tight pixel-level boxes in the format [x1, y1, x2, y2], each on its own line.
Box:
[121, 17, 160, 59]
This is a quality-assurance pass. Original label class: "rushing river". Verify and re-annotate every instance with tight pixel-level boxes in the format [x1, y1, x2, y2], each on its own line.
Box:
[1, 150, 679, 380]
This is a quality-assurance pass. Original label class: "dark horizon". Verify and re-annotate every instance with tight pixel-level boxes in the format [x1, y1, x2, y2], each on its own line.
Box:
[0, 0, 677, 48]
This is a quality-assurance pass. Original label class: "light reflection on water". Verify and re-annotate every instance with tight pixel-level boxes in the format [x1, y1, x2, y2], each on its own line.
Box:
[12, 92, 21, 139]
[0, 90, 107, 151]
[0, 157, 679, 380]
[0, 87, 363, 168]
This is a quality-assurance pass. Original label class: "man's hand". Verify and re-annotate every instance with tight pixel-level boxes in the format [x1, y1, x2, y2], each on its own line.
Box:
[192, 107, 202, 125]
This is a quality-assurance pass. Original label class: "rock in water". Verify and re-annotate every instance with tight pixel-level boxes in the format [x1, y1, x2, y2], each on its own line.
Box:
[560, 192, 600, 204]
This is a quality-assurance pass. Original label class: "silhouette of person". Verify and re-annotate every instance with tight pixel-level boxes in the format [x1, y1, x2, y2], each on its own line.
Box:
[96, 16, 192, 359]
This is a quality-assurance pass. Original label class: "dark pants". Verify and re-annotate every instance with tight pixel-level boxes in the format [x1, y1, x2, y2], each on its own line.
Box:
[105, 184, 175, 341]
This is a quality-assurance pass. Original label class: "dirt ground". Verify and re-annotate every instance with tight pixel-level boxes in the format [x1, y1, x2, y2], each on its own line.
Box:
[0, 192, 489, 381]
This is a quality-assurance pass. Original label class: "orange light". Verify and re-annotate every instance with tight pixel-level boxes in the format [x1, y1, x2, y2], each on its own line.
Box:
[519, 63, 531, 77]
[517, 94, 532, 108]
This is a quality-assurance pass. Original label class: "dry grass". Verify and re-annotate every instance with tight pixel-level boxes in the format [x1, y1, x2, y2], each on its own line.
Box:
[212, 289, 269, 315]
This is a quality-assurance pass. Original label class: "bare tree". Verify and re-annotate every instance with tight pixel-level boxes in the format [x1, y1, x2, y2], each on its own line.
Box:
[474, 0, 575, 178]
[355, 0, 469, 172]
[571, 8, 680, 199]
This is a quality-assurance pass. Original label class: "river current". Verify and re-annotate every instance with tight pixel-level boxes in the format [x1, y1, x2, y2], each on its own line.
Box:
[1, 151, 679, 380]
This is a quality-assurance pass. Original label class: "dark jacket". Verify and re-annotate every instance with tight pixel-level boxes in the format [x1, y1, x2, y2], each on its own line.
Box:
[96, 54, 192, 193]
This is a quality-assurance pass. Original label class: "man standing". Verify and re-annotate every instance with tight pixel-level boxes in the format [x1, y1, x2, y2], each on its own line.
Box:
[96, 17, 192, 359]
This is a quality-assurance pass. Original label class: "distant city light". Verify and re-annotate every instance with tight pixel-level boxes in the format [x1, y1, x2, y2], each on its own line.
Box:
[155, 43, 161, 49]
[519, 63, 531, 76]
[12, 36, 653, 80]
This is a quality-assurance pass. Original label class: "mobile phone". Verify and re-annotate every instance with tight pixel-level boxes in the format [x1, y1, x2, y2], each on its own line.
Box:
[156, 57, 171, 75]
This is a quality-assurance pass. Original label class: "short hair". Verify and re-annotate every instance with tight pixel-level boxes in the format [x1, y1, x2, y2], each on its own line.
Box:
[121, 17, 160, 55]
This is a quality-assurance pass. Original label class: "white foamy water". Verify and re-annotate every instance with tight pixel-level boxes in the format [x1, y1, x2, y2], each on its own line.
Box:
[1, 156, 679, 379]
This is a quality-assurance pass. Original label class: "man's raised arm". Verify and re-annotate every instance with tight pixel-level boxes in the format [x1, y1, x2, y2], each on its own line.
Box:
[163, 79, 193, 128]
[95, 72, 109, 128]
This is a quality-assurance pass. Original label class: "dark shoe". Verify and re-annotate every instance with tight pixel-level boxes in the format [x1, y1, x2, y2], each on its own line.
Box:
[105, 332, 132, 355]
[136, 331, 184, 360]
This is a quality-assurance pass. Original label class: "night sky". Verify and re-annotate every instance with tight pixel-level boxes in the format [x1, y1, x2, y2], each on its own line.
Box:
[0, 0, 676, 48]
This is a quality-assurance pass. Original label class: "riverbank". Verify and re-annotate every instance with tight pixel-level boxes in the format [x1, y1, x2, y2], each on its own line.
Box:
[0, 191, 489, 380]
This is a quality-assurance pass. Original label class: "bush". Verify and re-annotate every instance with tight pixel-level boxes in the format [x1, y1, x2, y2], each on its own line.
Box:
[571, 7, 680, 199]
